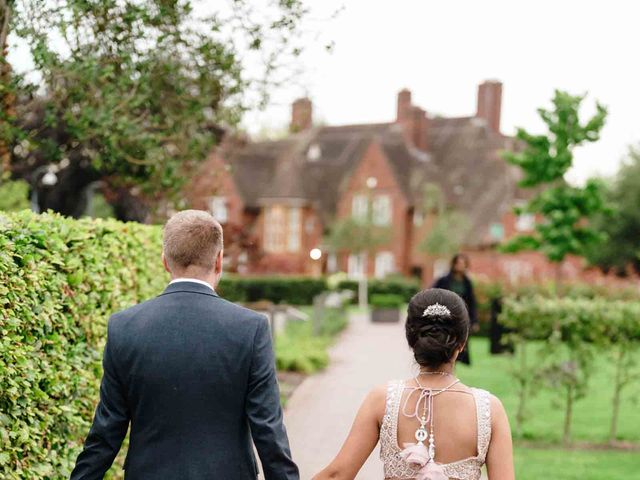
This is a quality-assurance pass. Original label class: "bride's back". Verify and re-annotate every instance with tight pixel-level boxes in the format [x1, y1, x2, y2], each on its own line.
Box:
[394, 380, 479, 463]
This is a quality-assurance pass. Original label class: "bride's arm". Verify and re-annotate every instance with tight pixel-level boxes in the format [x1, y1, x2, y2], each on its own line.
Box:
[485, 395, 515, 480]
[312, 385, 386, 480]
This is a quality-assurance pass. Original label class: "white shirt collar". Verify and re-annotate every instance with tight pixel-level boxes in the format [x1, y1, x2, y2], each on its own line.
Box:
[169, 278, 215, 292]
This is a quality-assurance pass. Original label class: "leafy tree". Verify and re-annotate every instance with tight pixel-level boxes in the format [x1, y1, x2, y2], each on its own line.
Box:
[0, 178, 29, 210]
[418, 183, 470, 258]
[588, 145, 640, 274]
[326, 191, 391, 308]
[6, 0, 309, 221]
[501, 90, 608, 289]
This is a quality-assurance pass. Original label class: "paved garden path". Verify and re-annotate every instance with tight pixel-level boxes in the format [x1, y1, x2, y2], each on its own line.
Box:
[283, 312, 414, 479]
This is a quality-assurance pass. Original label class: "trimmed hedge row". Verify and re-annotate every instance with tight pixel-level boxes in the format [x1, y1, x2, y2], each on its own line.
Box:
[337, 277, 420, 303]
[218, 276, 327, 305]
[0, 211, 168, 479]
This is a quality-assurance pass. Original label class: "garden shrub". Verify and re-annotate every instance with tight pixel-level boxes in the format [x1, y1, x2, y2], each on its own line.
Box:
[369, 293, 405, 309]
[218, 276, 327, 305]
[0, 211, 167, 479]
[275, 307, 348, 374]
[337, 276, 419, 303]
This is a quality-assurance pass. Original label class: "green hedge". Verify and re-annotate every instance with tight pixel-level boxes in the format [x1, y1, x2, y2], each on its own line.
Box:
[0, 211, 167, 479]
[218, 276, 327, 305]
[337, 277, 419, 303]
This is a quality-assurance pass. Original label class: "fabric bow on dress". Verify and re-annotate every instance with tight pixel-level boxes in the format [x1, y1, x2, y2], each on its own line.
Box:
[400, 443, 448, 480]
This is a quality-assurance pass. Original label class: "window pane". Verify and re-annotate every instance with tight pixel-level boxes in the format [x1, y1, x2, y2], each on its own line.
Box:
[375, 251, 395, 278]
[352, 194, 368, 219]
[373, 195, 391, 226]
[265, 206, 286, 252]
[348, 253, 364, 278]
[287, 207, 301, 252]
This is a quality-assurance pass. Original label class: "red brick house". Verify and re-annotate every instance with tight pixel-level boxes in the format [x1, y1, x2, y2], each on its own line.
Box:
[188, 80, 593, 285]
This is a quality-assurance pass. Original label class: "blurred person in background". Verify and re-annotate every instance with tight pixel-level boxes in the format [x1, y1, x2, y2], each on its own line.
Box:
[433, 253, 478, 365]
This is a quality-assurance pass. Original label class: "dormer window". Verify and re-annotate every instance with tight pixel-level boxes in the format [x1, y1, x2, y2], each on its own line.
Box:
[307, 144, 321, 161]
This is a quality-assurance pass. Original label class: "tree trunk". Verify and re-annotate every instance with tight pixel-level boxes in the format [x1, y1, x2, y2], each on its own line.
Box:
[609, 346, 626, 444]
[554, 261, 565, 296]
[563, 384, 574, 446]
[358, 252, 368, 310]
[515, 339, 528, 437]
[0, 0, 14, 175]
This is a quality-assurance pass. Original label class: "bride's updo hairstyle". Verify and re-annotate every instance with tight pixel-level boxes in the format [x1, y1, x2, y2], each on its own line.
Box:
[405, 288, 470, 368]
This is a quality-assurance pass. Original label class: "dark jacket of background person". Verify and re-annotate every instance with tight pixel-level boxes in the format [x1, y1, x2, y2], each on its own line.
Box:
[432, 272, 478, 364]
[70, 281, 299, 480]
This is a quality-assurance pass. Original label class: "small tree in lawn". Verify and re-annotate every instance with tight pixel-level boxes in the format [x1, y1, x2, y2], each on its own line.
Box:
[418, 183, 471, 263]
[502, 90, 609, 292]
[326, 192, 391, 309]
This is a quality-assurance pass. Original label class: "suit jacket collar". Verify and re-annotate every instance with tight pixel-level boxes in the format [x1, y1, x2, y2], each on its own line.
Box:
[160, 281, 219, 298]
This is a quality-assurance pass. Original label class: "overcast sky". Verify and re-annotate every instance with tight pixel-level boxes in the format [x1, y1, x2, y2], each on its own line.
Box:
[244, 0, 640, 184]
[9, 0, 639, 184]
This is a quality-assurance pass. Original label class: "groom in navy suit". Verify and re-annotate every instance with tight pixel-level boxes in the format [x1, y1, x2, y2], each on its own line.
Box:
[71, 210, 299, 480]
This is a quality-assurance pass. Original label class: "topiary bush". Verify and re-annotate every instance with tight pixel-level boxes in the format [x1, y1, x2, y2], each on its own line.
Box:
[0, 211, 167, 479]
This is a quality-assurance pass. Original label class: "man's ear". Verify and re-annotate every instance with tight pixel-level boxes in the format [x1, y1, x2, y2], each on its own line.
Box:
[162, 253, 171, 274]
[215, 249, 224, 274]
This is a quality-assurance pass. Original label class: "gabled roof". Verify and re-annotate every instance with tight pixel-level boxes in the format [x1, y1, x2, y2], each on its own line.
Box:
[216, 115, 524, 247]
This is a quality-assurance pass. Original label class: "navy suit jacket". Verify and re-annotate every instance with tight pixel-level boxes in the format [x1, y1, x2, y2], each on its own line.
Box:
[70, 281, 299, 480]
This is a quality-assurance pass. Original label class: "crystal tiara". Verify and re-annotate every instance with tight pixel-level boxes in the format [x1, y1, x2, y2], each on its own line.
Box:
[422, 303, 451, 318]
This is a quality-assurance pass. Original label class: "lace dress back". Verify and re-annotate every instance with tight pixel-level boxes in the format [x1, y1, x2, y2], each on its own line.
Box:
[380, 380, 492, 480]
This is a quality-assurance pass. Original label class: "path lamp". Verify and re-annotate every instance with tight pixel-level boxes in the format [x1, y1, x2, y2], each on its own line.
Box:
[309, 247, 323, 277]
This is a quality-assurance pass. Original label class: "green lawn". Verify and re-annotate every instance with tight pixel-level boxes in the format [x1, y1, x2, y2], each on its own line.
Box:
[513, 447, 639, 479]
[457, 338, 640, 444]
[458, 338, 640, 478]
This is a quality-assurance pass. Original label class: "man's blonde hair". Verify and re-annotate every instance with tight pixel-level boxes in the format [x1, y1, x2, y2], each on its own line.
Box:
[163, 210, 223, 271]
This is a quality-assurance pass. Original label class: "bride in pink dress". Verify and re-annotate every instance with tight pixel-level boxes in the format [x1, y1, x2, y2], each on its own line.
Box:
[313, 288, 514, 480]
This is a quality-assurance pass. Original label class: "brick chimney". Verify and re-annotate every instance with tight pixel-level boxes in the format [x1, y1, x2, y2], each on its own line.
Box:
[476, 80, 502, 134]
[396, 88, 412, 122]
[396, 89, 429, 151]
[290, 97, 313, 132]
[410, 106, 429, 152]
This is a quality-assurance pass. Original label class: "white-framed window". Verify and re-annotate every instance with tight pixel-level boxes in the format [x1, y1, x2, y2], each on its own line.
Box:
[413, 209, 424, 226]
[352, 194, 369, 220]
[209, 196, 228, 223]
[264, 206, 287, 252]
[287, 207, 301, 252]
[372, 195, 392, 226]
[348, 253, 365, 278]
[327, 253, 338, 273]
[516, 213, 535, 232]
[374, 251, 395, 278]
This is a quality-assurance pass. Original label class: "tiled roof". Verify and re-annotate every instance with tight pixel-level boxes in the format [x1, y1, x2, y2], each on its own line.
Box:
[218, 116, 523, 246]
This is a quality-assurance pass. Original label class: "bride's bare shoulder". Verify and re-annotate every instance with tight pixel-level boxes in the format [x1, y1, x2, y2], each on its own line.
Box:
[360, 384, 391, 420]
